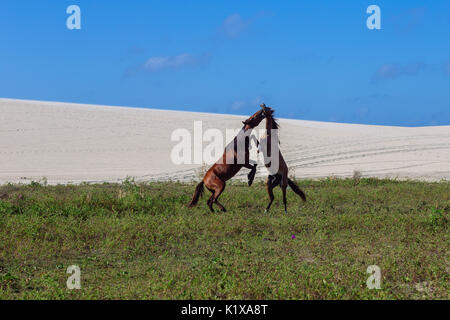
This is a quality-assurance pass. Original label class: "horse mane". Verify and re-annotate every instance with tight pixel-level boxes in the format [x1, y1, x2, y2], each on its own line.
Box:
[270, 116, 279, 130]
[265, 109, 279, 130]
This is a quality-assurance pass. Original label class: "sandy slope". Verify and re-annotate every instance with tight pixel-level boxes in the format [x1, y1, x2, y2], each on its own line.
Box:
[1, 98, 449, 184]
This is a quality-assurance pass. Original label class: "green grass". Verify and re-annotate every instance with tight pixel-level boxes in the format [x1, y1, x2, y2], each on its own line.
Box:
[0, 178, 448, 299]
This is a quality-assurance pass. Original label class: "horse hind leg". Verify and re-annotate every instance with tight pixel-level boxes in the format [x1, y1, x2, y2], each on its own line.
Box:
[207, 194, 215, 212]
[281, 185, 288, 214]
[215, 199, 226, 212]
[213, 182, 226, 212]
[265, 175, 276, 213]
[265, 185, 275, 213]
[281, 176, 288, 214]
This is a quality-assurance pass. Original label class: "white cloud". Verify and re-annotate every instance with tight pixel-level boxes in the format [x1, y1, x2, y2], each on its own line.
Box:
[391, 7, 427, 34]
[372, 62, 426, 82]
[444, 61, 450, 76]
[231, 96, 264, 111]
[221, 13, 249, 38]
[142, 53, 209, 72]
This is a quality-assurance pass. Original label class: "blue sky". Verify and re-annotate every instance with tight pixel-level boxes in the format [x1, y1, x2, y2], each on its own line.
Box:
[1, 0, 449, 126]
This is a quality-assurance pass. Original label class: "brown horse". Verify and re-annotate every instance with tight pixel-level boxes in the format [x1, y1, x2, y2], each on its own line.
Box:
[259, 104, 306, 213]
[188, 109, 265, 212]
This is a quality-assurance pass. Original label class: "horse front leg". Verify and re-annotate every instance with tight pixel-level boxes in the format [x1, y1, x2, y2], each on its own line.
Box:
[243, 162, 257, 186]
[244, 135, 260, 186]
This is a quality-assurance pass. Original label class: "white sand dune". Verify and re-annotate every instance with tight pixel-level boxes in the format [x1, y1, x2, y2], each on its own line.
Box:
[1, 98, 449, 185]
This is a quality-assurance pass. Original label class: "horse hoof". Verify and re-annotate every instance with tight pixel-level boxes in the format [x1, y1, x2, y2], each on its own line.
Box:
[264, 209, 268, 214]
[284, 210, 288, 214]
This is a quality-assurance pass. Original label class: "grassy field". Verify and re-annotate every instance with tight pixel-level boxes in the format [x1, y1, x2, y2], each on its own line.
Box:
[0, 178, 448, 299]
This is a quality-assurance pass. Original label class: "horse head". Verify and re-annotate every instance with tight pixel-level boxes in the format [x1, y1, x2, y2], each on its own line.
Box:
[260, 103, 274, 118]
[242, 108, 265, 129]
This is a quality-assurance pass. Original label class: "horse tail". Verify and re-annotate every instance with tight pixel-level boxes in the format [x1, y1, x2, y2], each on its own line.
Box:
[287, 178, 306, 202]
[188, 181, 204, 208]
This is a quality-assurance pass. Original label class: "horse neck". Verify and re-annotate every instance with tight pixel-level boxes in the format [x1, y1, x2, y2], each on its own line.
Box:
[265, 117, 273, 134]
[238, 126, 251, 139]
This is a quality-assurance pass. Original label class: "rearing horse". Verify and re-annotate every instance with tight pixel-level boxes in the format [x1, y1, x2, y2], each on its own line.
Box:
[259, 104, 306, 213]
[188, 109, 265, 212]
